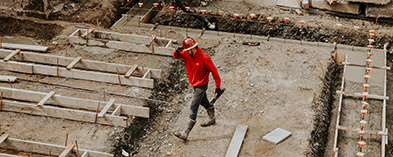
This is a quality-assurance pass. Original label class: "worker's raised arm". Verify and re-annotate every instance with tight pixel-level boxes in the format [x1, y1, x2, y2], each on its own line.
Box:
[173, 47, 185, 59]
[205, 57, 221, 89]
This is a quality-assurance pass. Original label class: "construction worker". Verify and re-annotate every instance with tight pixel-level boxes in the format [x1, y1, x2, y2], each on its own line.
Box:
[173, 37, 223, 140]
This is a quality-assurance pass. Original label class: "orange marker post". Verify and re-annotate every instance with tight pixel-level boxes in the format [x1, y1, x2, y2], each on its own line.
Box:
[169, 6, 174, 11]
[358, 140, 366, 148]
[185, 7, 190, 11]
[366, 68, 371, 73]
[138, 2, 143, 7]
[363, 84, 369, 90]
[153, 3, 159, 7]
[361, 109, 367, 116]
[362, 92, 368, 98]
[201, 10, 206, 14]
[285, 17, 289, 23]
[234, 14, 239, 19]
[362, 101, 369, 107]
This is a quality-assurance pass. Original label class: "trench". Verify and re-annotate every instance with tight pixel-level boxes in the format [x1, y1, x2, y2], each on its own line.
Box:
[306, 61, 342, 156]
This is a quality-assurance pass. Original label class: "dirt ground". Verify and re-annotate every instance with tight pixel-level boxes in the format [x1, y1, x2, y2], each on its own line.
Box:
[1, 0, 393, 156]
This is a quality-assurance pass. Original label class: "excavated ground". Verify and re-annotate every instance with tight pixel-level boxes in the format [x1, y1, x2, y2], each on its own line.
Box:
[1, 0, 393, 156]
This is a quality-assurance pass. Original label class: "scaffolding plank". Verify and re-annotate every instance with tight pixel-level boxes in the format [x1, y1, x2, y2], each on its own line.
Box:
[1, 43, 48, 52]
[98, 99, 115, 117]
[225, 125, 248, 157]
[0, 87, 149, 118]
[0, 137, 113, 156]
[3, 49, 20, 62]
[0, 60, 154, 88]
[66, 56, 82, 70]
[37, 91, 55, 107]
[2, 100, 127, 126]
[59, 144, 75, 157]
[0, 49, 162, 79]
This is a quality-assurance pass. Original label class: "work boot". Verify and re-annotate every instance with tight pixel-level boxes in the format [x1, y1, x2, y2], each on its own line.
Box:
[200, 106, 216, 127]
[174, 119, 196, 140]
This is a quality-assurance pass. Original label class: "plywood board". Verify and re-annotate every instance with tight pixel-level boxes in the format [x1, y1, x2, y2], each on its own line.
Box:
[0, 60, 154, 88]
[1, 43, 48, 52]
[2, 100, 128, 126]
[0, 87, 149, 118]
[0, 49, 162, 79]
[0, 137, 113, 157]
[225, 125, 248, 157]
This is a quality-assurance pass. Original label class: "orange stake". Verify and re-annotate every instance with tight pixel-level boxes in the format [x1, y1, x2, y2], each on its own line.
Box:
[94, 102, 100, 124]
[116, 68, 122, 86]
[75, 141, 80, 157]
[7, 79, 12, 88]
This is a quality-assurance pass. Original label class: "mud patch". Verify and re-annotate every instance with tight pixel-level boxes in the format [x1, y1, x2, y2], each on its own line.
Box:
[0, 16, 63, 41]
[306, 62, 341, 156]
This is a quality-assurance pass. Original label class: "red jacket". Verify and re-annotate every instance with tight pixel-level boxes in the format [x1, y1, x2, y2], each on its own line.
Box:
[173, 47, 221, 88]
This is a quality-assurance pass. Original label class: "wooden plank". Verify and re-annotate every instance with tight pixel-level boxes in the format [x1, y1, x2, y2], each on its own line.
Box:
[225, 125, 248, 157]
[0, 153, 24, 157]
[66, 56, 82, 70]
[142, 69, 151, 79]
[0, 134, 9, 144]
[0, 49, 162, 79]
[59, 144, 75, 157]
[0, 87, 149, 118]
[1, 43, 48, 52]
[106, 40, 174, 56]
[82, 152, 89, 157]
[0, 60, 154, 88]
[111, 105, 121, 116]
[0, 137, 112, 157]
[2, 100, 127, 126]
[336, 90, 389, 100]
[124, 65, 138, 78]
[3, 49, 20, 62]
[98, 99, 115, 117]
[341, 62, 391, 70]
[336, 125, 387, 136]
[0, 75, 16, 82]
[37, 91, 55, 107]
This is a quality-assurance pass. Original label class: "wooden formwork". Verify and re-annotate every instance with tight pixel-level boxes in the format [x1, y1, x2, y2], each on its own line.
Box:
[69, 29, 175, 56]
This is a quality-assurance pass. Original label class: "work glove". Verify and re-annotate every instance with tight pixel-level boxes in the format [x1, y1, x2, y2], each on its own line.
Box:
[215, 88, 222, 98]
[176, 46, 184, 53]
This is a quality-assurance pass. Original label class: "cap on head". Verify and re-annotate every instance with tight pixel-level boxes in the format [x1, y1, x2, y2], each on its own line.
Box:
[182, 37, 199, 51]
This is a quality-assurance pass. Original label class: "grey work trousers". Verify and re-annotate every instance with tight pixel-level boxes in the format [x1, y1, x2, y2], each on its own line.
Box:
[189, 84, 212, 121]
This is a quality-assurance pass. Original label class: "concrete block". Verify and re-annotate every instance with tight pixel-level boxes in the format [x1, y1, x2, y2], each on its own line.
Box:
[311, 0, 360, 14]
[345, 0, 390, 5]
[263, 128, 292, 144]
[366, 2, 393, 18]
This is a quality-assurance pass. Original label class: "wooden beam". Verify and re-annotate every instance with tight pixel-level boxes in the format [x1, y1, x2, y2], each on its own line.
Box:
[0, 153, 23, 157]
[142, 70, 151, 79]
[336, 125, 387, 136]
[225, 125, 248, 157]
[336, 90, 389, 100]
[0, 87, 149, 118]
[2, 100, 127, 126]
[0, 76, 16, 82]
[3, 49, 20, 62]
[0, 134, 9, 144]
[81, 152, 89, 157]
[0, 136, 113, 156]
[98, 99, 115, 118]
[124, 65, 138, 78]
[0, 60, 154, 88]
[1, 43, 48, 52]
[341, 62, 391, 70]
[111, 105, 122, 116]
[0, 49, 162, 79]
[59, 144, 75, 157]
[66, 57, 82, 70]
[37, 91, 55, 107]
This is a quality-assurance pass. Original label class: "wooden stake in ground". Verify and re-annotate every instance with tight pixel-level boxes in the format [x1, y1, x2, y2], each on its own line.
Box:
[75, 141, 80, 157]
[64, 45, 68, 57]
[64, 133, 68, 146]
[56, 58, 59, 76]
[7, 79, 12, 88]
[0, 92, 3, 112]
[49, 148, 51, 157]
[103, 90, 106, 101]
[94, 102, 100, 124]
[116, 68, 122, 86]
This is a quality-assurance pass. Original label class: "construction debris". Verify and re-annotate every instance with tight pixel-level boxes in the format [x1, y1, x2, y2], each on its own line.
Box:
[263, 128, 292, 144]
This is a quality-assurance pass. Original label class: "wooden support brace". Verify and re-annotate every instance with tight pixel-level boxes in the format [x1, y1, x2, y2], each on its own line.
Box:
[37, 91, 56, 107]
[336, 90, 389, 100]
[145, 35, 156, 47]
[124, 65, 138, 78]
[111, 105, 122, 116]
[81, 152, 88, 157]
[59, 144, 75, 157]
[66, 57, 82, 70]
[98, 99, 115, 118]
[165, 40, 172, 48]
[3, 49, 20, 62]
[341, 62, 391, 70]
[336, 125, 387, 136]
[0, 134, 9, 144]
[225, 125, 248, 157]
[143, 70, 151, 79]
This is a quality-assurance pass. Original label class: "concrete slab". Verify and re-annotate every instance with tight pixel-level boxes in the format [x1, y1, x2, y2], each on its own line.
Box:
[311, 0, 360, 14]
[345, 0, 391, 5]
[366, 2, 393, 18]
[276, 0, 301, 8]
[263, 128, 292, 144]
